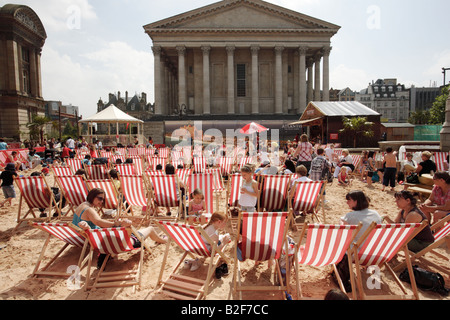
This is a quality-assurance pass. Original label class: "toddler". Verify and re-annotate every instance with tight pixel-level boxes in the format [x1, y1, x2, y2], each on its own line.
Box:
[0, 163, 18, 207]
[188, 188, 209, 224]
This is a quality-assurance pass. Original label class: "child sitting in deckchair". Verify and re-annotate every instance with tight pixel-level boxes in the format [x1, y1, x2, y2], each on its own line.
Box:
[187, 188, 210, 225]
[338, 166, 350, 186]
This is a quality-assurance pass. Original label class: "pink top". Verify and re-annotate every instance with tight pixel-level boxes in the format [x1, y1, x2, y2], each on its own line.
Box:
[431, 186, 450, 206]
[296, 142, 313, 162]
[190, 201, 204, 214]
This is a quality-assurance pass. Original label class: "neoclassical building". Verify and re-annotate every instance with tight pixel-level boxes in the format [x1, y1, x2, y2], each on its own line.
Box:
[144, 0, 340, 119]
[0, 4, 47, 140]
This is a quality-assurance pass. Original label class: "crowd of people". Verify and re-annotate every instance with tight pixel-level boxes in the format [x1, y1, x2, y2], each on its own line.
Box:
[0, 133, 449, 299]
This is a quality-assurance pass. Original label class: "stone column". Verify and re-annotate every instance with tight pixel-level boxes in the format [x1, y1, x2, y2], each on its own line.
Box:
[322, 46, 332, 101]
[226, 45, 235, 114]
[176, 46, 187, 108]
[275, 46, 284, 114]
[299, 46, 308, 114]
[314, 53, 322, 101]
[251, 45, 260, 114]
[440, 93, 450, 152]
[152, 46, 162, 115]
[307, 57, 314, 103]
[202, 46, 211, 115]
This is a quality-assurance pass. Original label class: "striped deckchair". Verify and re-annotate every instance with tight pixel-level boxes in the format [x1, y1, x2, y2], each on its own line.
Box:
[434, 152, 449, 172]
[66, 158, 82, 173]
[176, 168, 192, 188]
[119, 175, 151, 217]
[85, 179, 122, 215]
[126, 156, 143, 176]
[83, 226, 150, 291]
[158, 148, 170, 158]
[115, 163, 135, 176]
[238, 156, 253, 170]
[226, 173, 243, 230]
[152, 157, 167, 171]
[189, 173, 214, 214]
[393, 215, 450, 275]
[55, 175, 88, 217]
[294, 224, 362, 298]
[217, 157, 235, 176]
[84, 164, 108, 180]
[205, 168, 225, 212]
[99, 151, 112, 159]
[289, 181, 325, 225]
[148, 175, 183, 220]
[349, 222, 427, 300]
[0, 151, 7, 167]
[259, 174, 291, 212]
[30, 222, 89, 279]
[193, 157, 206, 173]
[110, 154, 126, 164]
[14, 175, 61, 230]
[156, 221, 229, 300]
[51, 165, 74, 177]
[233, 212, 291, 300]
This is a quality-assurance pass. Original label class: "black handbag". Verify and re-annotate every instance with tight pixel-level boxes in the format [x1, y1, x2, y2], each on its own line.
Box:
[400, 265, 449, 296]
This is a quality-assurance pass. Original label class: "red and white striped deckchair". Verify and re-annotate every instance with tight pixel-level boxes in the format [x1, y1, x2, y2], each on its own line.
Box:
[0, 151, 7, 167]
[14, 175, 61, 230]
[294, 224, 362, 298]
[205, 168, 225, 211]
[110, 154, 126, 164]
[289, 181, 325, 225]
[171, 159, 184, 169]
[55, 175, 88, 217]
[259, 174, 291, 212]
[66, 158, 82, 173]
[349, 222, 427, 300]
[152, 157, 167, 171]
[171, 150, 183, 162]
[85, 179, 122, 215]
[115, 163, 135, 176]
[189, 173, 214, 214]
[99, 151, 112, 159]
[51, 165, 74, 177]
[127, 148, 139, 157]
[433, 152, 449, 171]
[116, 147, 127, 155]
[119, 175, 151, 217]
[156, 221, 229, 300]
[393, 215, 450, 275]
[193, 157, 206, 173]
[83, 226, 150, 291]
[233, 212, 291, 299]
[126, 156, 143, 175]
[158, 148, 170, 158]
[238, 156, 253, 171]
[217, 157, 235, 176]
[84, 164, 108, 180]
[176, 168, 192, 188]
[148, 175, 183, 220]
[30, 222, 89, 279]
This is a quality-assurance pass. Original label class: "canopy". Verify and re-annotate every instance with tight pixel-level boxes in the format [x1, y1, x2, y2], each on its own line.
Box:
[79, 104, 143, 124]
[240, 122, 269, 134]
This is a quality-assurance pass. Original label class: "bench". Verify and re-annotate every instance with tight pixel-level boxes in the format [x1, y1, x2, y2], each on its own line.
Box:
[408, 186, 432, 202]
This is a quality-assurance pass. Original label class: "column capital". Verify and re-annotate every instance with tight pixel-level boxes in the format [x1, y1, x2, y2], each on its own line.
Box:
[321, 46, 332, 56]
[299, 46, 309, 55]
[176, 45, 186, 56]
[306, 57, 315, 68]
[250, 45, 260, 54]
[275, 46, 285, 54]
[152, 46, 162, 55]
[201, 45, 211, 55]
[226, 45, 236, 54]
[314, 53, 322, 63]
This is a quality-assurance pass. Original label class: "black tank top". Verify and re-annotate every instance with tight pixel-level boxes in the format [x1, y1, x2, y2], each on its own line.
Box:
[400, 207, 435, 243]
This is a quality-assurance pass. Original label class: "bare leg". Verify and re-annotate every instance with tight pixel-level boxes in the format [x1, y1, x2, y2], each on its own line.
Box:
[139, 226, 167, 244]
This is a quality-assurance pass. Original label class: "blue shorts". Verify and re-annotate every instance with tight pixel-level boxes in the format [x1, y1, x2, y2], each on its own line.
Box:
[2, 185, 16, 199]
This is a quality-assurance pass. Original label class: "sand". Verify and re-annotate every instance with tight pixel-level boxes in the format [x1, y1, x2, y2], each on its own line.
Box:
[0, 165, 448, 301]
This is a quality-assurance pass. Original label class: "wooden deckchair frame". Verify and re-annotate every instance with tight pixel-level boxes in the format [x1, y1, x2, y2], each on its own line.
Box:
[30, 222, 89, 279]
[288, 181, 326, 228]
[156, 221, 229, 300]
[232, 211, 292, 300]
[348, 221, 427, 300]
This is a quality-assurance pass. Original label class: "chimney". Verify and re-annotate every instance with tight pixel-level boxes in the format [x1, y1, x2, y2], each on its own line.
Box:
[126, 91, 128, 103]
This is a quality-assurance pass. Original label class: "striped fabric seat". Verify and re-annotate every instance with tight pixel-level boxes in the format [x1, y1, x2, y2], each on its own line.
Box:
[291, 181, 324, 222]
[85, 179, 119, 211]
[56, 175, 89, 216]
[227, 173, 243, 208]
[85, 227, 135, 255]
[189, 173, 214, 213]
[205, 168, 225, 192]
[193, 157, 206, 173]
[14, 176, 60, 229]
[152, 157, 167, 171]
[217, 157, 234, 176]
[119, 175, 150, 215]
[158, 148, 169, 158]
[84, 164, 108, 180]
[51, 166, 74, 177]
[434, 152, 449, 171]
[350, 222, 426, 300]
[297, 224, 360, 267]
[110, 155, 126, 164]
[176, 168, 192, 188]
[115, 163, 135, 176]
[238, 156, 253, 170]
[66, 158, 82, 173]
[239, 212, 289, 261]
[31, 222, 89, 279]
[259, 175, 290, 212]
[149, 175, 180, 208]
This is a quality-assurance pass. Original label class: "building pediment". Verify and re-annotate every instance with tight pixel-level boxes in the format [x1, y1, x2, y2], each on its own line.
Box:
[144, 0, 340, 35]
[0, 4, 47, 41]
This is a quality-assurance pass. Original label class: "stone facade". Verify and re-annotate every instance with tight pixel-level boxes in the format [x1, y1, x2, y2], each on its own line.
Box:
[97, 91, 154, 122]
[0, 4, 47, 141]
[144, 0, 340, 118]
[440, 93, 450, 152]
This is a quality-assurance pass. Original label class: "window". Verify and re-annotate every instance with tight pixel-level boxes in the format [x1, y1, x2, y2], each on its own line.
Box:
[21, 47, 31, 94]
[236, 64, 246, 97]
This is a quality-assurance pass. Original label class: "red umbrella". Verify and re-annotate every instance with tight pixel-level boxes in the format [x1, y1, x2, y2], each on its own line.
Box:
[239, 122, 269, 135]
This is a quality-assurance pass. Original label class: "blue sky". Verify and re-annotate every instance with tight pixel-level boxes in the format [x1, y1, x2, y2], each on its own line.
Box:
[3, 0, 449, 118]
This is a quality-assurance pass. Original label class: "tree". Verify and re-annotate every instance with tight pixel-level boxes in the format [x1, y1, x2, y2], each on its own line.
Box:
[25, 115, 51, 145]
[428, 85, 449, 125]
[408, 109, 431, 125]
[339, 117, 374, 148]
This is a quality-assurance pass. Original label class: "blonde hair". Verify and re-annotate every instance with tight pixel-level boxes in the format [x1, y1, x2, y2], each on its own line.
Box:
[300, 134, 308, 143]
[296, 165, 308, 176]
[241, 164, 254, 174]
[422, 151, 432, 160]
[342, 149, 349, 156]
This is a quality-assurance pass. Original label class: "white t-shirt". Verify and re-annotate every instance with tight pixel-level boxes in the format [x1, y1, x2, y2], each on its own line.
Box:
[341, 208, 382, 244]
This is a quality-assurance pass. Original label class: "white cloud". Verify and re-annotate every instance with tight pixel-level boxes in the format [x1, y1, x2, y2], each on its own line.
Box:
[41, 42, 154, 118]
[330, 64, 372, 91]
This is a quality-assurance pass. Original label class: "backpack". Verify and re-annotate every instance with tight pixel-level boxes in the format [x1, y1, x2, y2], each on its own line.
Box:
[400, 265, 449, 296]
[406, 173, 420, 184]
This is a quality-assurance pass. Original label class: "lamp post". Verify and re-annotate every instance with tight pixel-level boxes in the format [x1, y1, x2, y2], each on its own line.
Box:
[443, 67, 450, 86]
